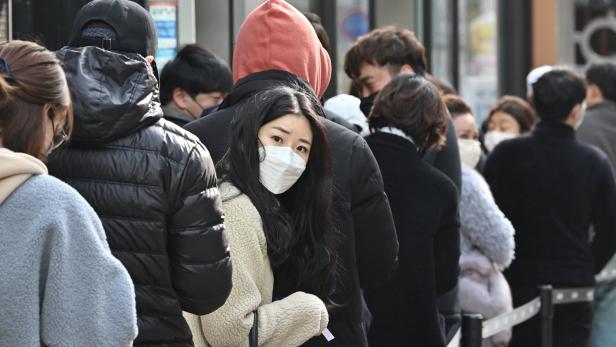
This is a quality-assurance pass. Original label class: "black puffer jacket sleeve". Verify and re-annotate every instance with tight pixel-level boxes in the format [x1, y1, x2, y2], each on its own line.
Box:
[350, 136, 399, 288]
[168, 142, 232, 315]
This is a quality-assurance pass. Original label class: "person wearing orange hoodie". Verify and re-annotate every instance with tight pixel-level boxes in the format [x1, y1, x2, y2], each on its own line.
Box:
[184, 1, 399, 346]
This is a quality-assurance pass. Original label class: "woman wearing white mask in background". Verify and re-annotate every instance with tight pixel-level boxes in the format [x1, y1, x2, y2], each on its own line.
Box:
[445, 94, 484, 171]
[445, 94, 516, 347]
[184, 87, 335, 347]
[482, 96, 537, 154]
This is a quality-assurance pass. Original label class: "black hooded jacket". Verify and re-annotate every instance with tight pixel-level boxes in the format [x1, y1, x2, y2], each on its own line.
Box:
[49, 46, 232, 346]
[185, 70, 399, 347]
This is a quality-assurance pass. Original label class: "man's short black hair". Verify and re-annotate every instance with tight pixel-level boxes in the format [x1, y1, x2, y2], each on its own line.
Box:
[160, 44, 232, 105]
[586, 62, 616, 103]
[532, 69, 586, 122]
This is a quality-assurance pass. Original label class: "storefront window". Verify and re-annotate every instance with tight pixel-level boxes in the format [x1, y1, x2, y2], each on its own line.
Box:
[0, 0, 9, 41]
[459, 0, 498, 123]
[430, 0, 455, 88]
[337, 0, 369, 94]
[287, 0, 311, 12]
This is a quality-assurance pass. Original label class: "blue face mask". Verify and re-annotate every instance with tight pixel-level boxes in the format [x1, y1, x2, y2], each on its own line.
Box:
[200, 105, 219, 118]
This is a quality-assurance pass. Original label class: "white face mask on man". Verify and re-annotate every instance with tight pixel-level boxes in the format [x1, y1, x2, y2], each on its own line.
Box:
[458, 138, 482, 168]
[483, 131, 518, 152]
[574, 101, 587, 130]
[258, 146, 307, 194]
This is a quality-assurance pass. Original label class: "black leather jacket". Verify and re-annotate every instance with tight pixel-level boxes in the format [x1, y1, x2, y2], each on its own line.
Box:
[49, 46, 232, 346]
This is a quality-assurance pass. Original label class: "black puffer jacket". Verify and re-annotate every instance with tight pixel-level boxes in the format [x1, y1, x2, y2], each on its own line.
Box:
[49, 46, 232, 346]
[185, 70, 399, 347]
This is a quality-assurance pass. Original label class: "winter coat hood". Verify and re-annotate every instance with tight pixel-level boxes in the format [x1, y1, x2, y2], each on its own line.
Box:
[56, 46, 162, 144]
[0, 148, 47, 204]
[232, 0, 331, 97]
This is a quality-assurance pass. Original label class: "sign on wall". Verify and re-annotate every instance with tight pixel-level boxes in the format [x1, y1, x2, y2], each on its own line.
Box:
[147, 0, 177, 68]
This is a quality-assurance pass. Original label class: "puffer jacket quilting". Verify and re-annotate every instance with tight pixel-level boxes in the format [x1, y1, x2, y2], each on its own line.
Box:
[49, 46, 232, 346]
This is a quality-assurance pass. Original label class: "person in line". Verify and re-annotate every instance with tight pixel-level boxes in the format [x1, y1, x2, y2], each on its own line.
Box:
[0, 40, 137, 346]
[482, 96, 537, 153]
[48, 1, 232, 345]
[444, 94, 484, 171]
[364, 74, 460, 347]
[184, 1, 399, 346]
[445, 94, 515, 347]
[160, 44, 232, 126]
[484, 69, 616, 347]
[186, 87, 333, 346]
[344, 27, 463, 339]
[576, 62, 616, 347]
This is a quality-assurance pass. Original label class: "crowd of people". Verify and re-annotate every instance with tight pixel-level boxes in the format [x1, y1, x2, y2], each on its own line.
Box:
[1, 0, 615, 346]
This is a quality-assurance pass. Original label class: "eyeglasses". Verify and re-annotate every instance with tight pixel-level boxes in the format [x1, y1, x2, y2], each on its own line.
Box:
[49, 116, 69, 153]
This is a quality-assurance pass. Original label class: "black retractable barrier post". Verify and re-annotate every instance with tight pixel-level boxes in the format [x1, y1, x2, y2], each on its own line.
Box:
[539, 285, 553, 347]
[461, 314, 483, 347]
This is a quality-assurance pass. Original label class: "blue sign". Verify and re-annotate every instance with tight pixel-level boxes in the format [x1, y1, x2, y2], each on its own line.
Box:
[343, 10, 369, 40]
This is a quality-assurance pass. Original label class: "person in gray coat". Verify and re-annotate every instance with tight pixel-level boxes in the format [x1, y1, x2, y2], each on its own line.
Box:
[577, 62, 616, 347]
[0, 40, 137, 347]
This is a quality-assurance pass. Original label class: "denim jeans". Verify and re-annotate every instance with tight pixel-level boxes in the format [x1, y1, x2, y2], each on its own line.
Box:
[591, 258, 616, 347]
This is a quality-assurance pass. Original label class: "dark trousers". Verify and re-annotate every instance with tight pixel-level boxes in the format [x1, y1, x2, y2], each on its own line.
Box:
[509, 286, 594, 347]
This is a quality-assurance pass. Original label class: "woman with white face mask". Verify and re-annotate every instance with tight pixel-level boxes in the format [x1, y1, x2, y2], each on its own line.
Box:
[184, 87, 335, 347]
[445, 94, 516, 347]
[482, 96, 537, 153]
[444, 95, 483, 169]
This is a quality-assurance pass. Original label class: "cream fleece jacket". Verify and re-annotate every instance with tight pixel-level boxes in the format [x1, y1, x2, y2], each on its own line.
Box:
[184, 182, 328, 347]
[0, 148, 47, 204]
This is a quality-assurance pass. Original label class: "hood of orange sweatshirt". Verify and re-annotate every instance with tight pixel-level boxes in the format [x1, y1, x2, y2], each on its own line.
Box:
[232, 0, 332, 98]
[0, 148, 47, 205]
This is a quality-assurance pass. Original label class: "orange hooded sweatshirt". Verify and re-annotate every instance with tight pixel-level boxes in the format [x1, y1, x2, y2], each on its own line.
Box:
[232, 0, 332, 98]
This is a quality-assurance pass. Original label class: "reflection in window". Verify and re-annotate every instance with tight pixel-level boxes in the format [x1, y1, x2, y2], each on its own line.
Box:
[337, 0, 369, 94]
[459, 0, 498, 124]
[431, 0, 454, 88]
[0, 0, 8, 42]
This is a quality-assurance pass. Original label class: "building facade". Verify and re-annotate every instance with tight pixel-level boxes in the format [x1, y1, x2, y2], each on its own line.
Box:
[7, 0, 616, 123]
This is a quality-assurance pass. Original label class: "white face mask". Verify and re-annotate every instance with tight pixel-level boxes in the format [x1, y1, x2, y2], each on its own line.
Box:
[574, 102, 587, 130]
[258, 146, 307, 195]
[458, 138, 482, 168]
[484, 131, 518, 152]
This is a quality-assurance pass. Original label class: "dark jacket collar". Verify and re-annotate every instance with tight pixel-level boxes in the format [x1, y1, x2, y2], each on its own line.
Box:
[219, 70, 317, 110]
[367, 131, 420, 157]
[57, 46, 162, 144]
[533, 120, 576, 139]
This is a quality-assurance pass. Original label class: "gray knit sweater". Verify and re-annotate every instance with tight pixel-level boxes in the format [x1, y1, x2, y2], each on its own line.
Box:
[0, 174, 138, 346]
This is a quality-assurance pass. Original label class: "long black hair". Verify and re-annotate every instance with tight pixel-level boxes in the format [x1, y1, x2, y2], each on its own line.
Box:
[218, 86, 337, 303]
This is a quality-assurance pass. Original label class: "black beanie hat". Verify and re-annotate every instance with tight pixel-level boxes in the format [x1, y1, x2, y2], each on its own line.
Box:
[68, 0, 158, 57]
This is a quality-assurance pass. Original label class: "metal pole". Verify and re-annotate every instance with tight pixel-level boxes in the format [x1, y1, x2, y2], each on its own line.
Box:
[461, 313, 483, 347]
[539, 285, 553, 347]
